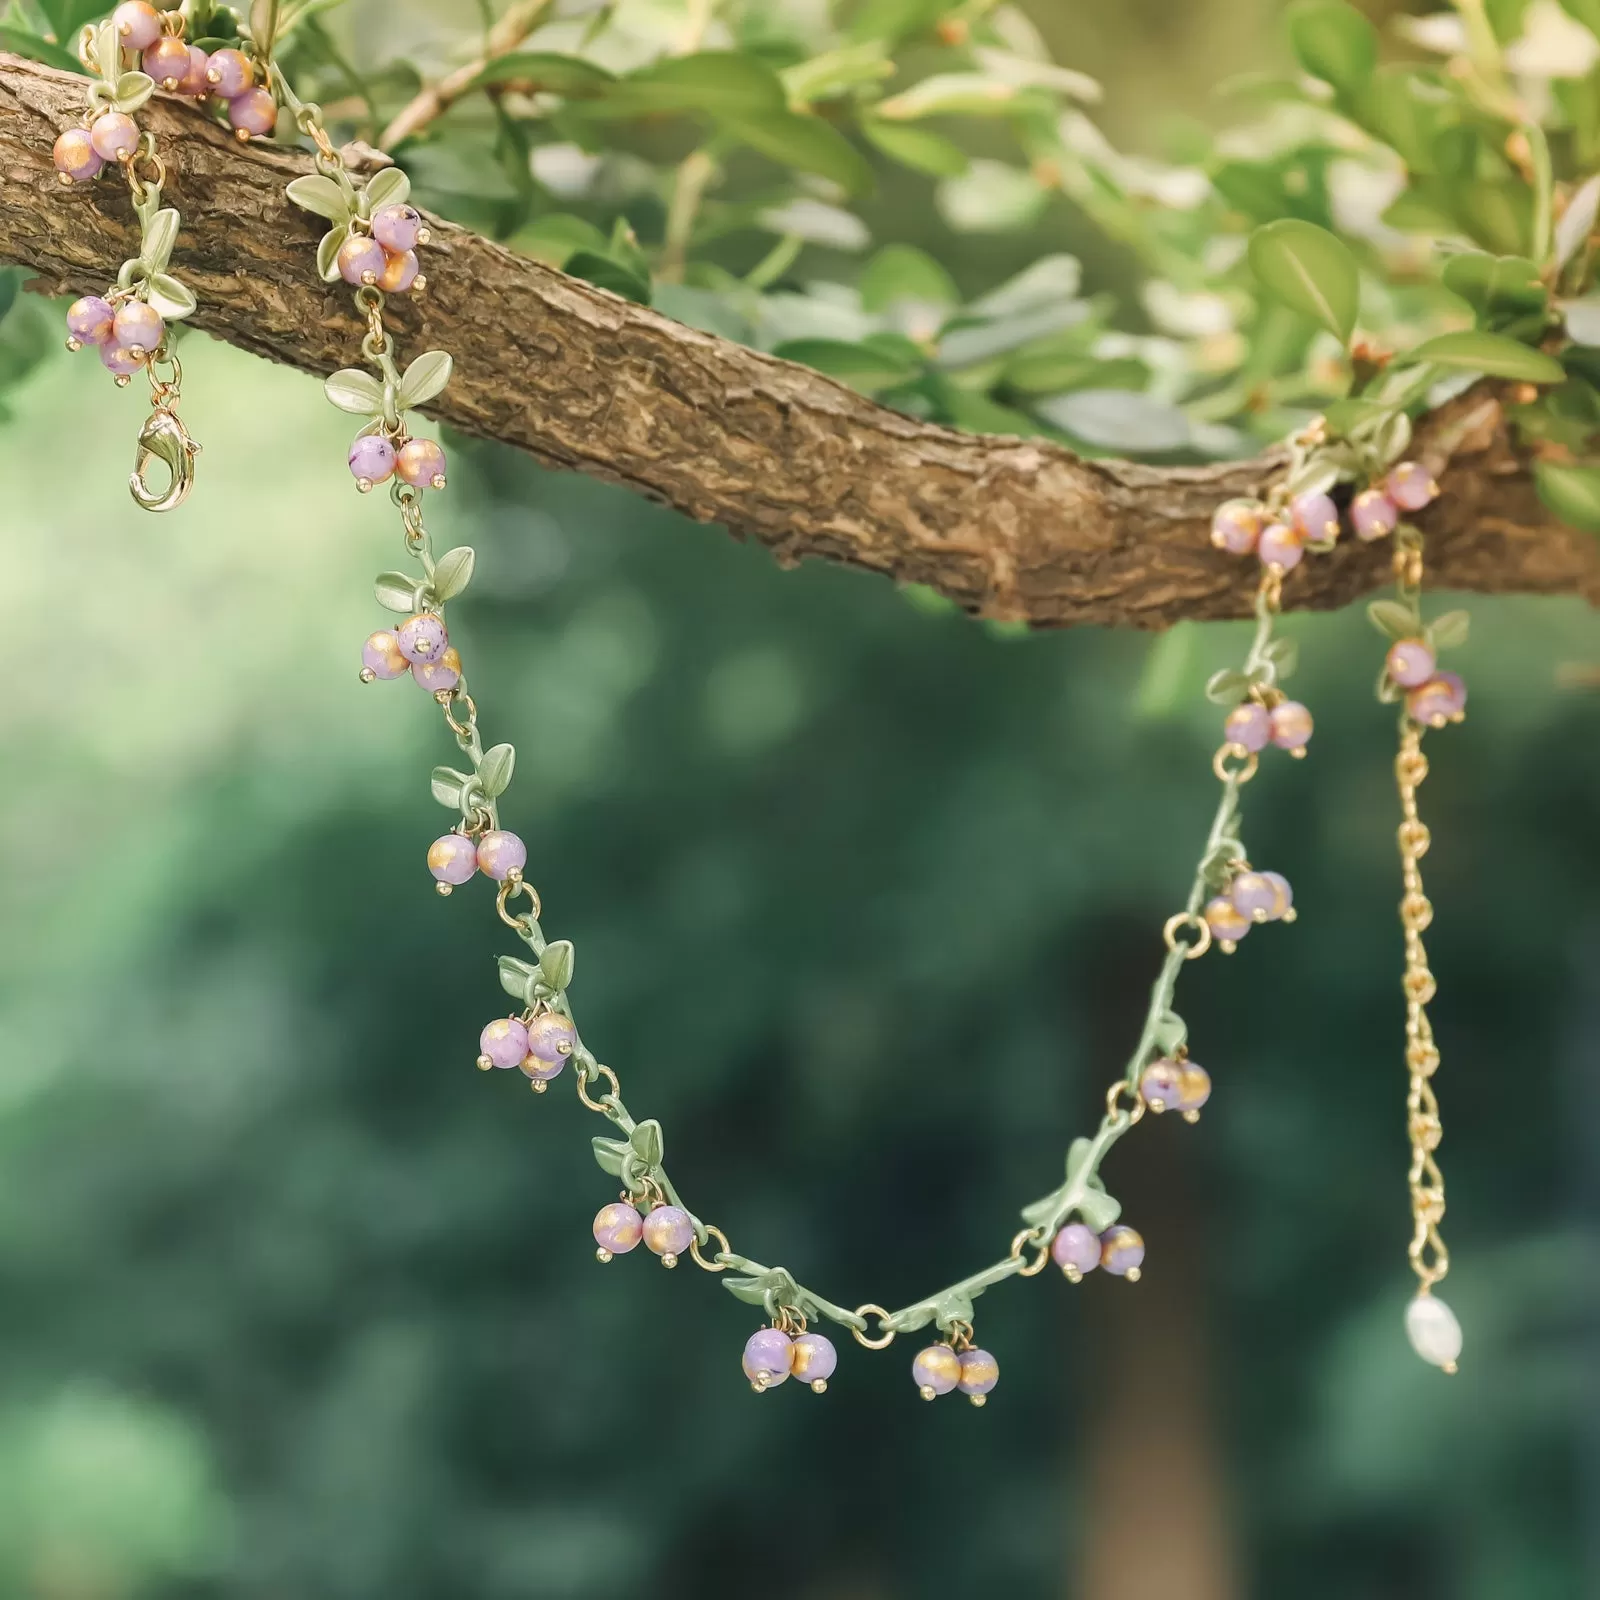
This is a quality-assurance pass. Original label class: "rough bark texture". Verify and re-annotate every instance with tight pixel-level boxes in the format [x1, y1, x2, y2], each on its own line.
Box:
[3, 53, 1597, 628]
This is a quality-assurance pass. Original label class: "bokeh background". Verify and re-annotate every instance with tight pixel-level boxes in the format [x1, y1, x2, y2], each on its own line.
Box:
[3, 1, 1599, 1597]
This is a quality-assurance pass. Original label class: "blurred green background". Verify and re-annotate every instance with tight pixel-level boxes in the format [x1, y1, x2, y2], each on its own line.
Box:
[3, 1, 1600, 1597]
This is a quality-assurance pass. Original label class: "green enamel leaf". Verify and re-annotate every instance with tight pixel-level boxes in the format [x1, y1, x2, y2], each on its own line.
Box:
[360, 166, 411, 217]
[471, 51, 616, 96]
[1535, 460, 1600, 531]
[139, 208, 180, 275]
[432, 545, 475, 602]
[540, 941, 575, 992]
[374, 572, 417, 612]
[591, 1136, 630, 1179]
[628, 1119, 663, 1169]
[145, 274, 196, 321]
[499, 955, 538, 1001]
[316, 224, 348, 284]
[1405, 330, 1565, 383]
[285, 173, 354, 224]
[1153, 1013, 1188, 1055]
[113, 71, 154, 114]
[396, 350, 453, 412]
[1367, 598, 1421, 640]
[249, 0, 280, 51]
[1204, 668, 1251, 706]
[1076, 1185, 1122, 1233]
[430, 766, 471, 808]
[477, 743, 515, 799]
[1286, 0, 1377, 93]
[859, 116, 969, 177]
[726, 109, 871, 194]
[1427, 609, 1471, 650]
[1440, 253, 1546, 323]
[1247, 220, 1360, 344]
[324, 368, 385, 415]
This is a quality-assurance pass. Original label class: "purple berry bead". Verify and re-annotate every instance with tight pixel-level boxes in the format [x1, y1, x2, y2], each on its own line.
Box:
[1290, 491, 1340, 544]
[476, 830, 526, 882]
[178, 45, 210, 97]
[593, 1200, 643, 1259]
[1261, 870, 1294, 921]
[1230, 870, 1280, 923]
[1224, 701, 1272, 754]
[1386, 461, 1439, 513]
[1257, 521, 1304, 572]
[743, 1328, 794, 1389]
[67, 296, 116, 346]
[791, 1332, 837, 1391]
[1205, 894, 1251, 948]
[1269, 700, 1313, 752]
[1210, 500, 1262, 556]
[377, 249, 420, 295]
[1052, 1222, 1101, 1279]
[427, 831, 477, 888]
[112, 301, 163, 358]
[143, 36, 190, 89]
[912, 1345, 961, 1399]
[205, 47, 254, 99]
[1350, 488, 1398, 542]
[1407, 671, 1467, 728]
[1100, 1225, 1145, 1278]
[1387, 638, 1436, 689]
[113, 2, 162, 49]
[396, 612, 447, 665]
[1177, 1062, 1212, 1115]
[397, 438, 447, 490]
[641, 1204, 693, 1265]
[957, 1348, 999, 1403]
[90, 112, 139, 163]
[411, 649, 461, 695]
[478, 1015, 530, 1070]
[1139, 1056, 1186, 1112]
[361, 628, 407, 681]
[373, 204, 427, 252]
[227, 86, 277, 139]
[100, 342, 143, 380]
[53, 128, 104, 183]
[526, 1012, 577, 1067]
[337, 234, 386, 286]
[348, 433, 396, 489]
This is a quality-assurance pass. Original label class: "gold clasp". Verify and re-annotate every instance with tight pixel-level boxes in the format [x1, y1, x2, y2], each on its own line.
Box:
[129, 406, 199, 513]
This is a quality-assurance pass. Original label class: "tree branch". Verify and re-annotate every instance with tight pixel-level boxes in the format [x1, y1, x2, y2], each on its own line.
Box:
[2, 54, 1596, 628]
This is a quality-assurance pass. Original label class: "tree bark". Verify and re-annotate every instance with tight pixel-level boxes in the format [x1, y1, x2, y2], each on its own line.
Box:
[3, 54, 1596, 629]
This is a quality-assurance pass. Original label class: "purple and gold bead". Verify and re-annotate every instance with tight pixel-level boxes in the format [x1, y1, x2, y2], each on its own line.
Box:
[412, 648, 461, 694]
[100, 342, 143, 380]
[143, 36, 191, 90]
[112, 301, 163, 358]
[360, 628, 408, 681]
[90, 112, 139, 163]
[1210, 499, 1261, 556]
[396, 612, 447, 665]
[791, 1331, 837, 1392]
[397, 437, 447, 490]
[113, 1, 163, 49]
[1100, 1224, 1145, 1279]
[1260, 870, 1294, 921]
[1177, 1062, 1212, 1117]
[1407, 671, 1466, 728]
[957, 1348, 999, 1405]
[377, 249, 420, 296]
[348, 432, 396, 490]
[1051, 1222, 1101, 1280]
[641, 1204, 693, 1266]
[1290, 490, 1340, 544]
[1269, 699, 1313, 752]
[476, 830, 527, 882]
[1257, 521, 1304, 572]
[478, 1015, 530, 1071]
[1350, 488, 1398, 542]
[178, 45, 210, 97]
[205, 47, 254, 99]
[743, 1328, 794, 1389]
[1386, 638, 1436, 689]
[66, 296, 116, 347]
[593, 1200, 643, 1261]
[1230, 870, 1280, 923]
[1139, 1055, 1185, 1112]
[427, 831, 477, 890]
[337, 234, 386, 287]
[227, 86, 278, 139]
[1224, 701, 1272, 753]
[373, 204, 427, 253]
[526, 1012, 577, 1070]
[1386, 461, 1439, 512]
[912, 1344, 962, 1399]
[53, 128, 104, 183]
[1204, 894, 1251, 950]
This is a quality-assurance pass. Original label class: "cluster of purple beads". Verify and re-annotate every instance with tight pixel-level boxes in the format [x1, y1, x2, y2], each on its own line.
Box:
[911, 1343, 999, 1405]
[1205, 866, 1294, 952]
[742, 1327, 840, 1394]
[65, 295, 167, 383]
[349, 431, 447, 495]
[592, 1199, 696, 1268]
[336, 205, 431, 297]
[1050, 1222, 1145, 1284]
[1222, 696, 1313, 759]
[362, 611, 460, 693]
[428, 828, 527, 895]
[1137, 1053, 1213, 1121]
[1210, 460, 1440, 570]
[1386, 637, 1467, 728]
[478, 1010, 577, 1090]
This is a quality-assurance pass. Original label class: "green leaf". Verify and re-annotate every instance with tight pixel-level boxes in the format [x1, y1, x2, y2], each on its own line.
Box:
[396, 350, 453, 411]
[1440, 253, 1546, 322]
[876, 72, 1023, 120]
[1153, 1013, 1188, 1055]
[1263, 635, 1300, 679]
[285, 173, 354, 224]
[1367, 599, 1421, 640]
[249, 0, 280, 52]
[859, 117, 969, 177]
[603, 51, 786, 119]
[1535, 460, 1600, 530]
[540, 941, 575, 993]
[508, 213, 608, 268]
[782, 41, 894, 105]
[1247, 219, 1360, 344]
[1404, 330, 1565, 383]
[563, 251, 651, 305]
[432, 546, 475, 602]
[316, 225, 348, 284]
[859, 244, 959, 310]
[0, 26, 85, 73]
[139, 209, 180, 275]
[324, 368, 384, 415]
[113, 71, 154, 114]
[1076, 1185, 1122, 1234]
[431, 767, 471, 808]
[361, 166, 411, 214]
[938, 304, 1089, 369]
[478, 743, 515, 799]
[1554, 174, 1600, 271]
[145, 274, 196, 321]
[1035, 389, 1191, 453]
[726, 109, 871, 193]
[591, 1136, 630, 1178]
[628, 1119, 663, 1169]
[1427, 609, 1471, 649]
[498, 955, 537, 1001]
[1004, 348, 1146, 396]
[771, 337, 921, 391]
[374, 572, 417, 613]
[471, 51, 616, 96]
[1286, 0, 1378, 94]
[1204, 669, 1251, 706]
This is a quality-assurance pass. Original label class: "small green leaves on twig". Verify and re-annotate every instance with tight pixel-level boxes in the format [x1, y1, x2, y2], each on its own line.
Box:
[477, 743, 515, 798]
[374, 572, 420, 613]
[431, 545, 474, 601]
[1402, 330, 1565, 384]
[325, 369, 385, 415]
[397, 352, 453, 411]
[1367, 598, 1422, 641]
[539, 940, 575, 993]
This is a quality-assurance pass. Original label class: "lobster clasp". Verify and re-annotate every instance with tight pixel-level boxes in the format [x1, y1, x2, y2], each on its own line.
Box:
[129, 406, 200, 513]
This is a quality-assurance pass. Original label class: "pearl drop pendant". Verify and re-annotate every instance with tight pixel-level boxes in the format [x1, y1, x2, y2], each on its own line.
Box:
[1405, 1292, 1462, 1373]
